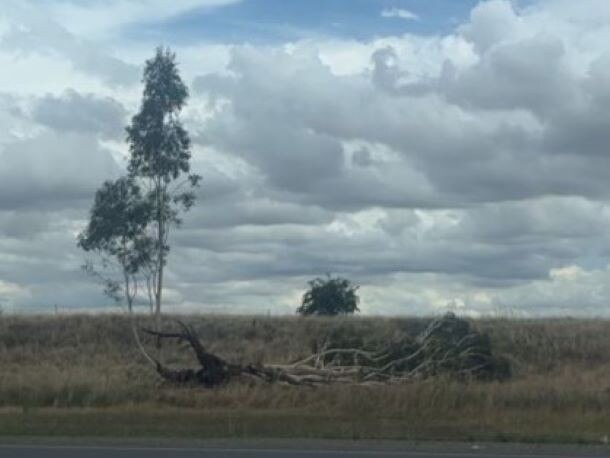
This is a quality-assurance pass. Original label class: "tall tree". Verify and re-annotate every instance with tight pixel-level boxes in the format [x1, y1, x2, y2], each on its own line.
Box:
[126, 47, 201, 335]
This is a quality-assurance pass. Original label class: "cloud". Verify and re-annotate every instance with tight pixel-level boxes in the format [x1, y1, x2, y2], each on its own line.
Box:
[4, 0, 610, 316]
[182, 0, 610, 315]
[195, 34, 610, 208]
[459, 0, 520, 53]
[31, 89, 127, 139]
[0, 132, 120, 210]
[38, 0, 242, 39]
[381, 8, 419, 21]
[1, 2, 139, 87]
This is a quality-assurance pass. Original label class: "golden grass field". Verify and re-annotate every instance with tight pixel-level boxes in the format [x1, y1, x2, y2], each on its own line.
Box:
[0, 314, 609, 443]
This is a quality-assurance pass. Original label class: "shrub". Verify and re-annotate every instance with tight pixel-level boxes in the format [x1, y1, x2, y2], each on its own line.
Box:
[297, 275, 360, 316]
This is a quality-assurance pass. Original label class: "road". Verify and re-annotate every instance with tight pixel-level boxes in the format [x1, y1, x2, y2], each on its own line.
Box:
[0, 445, 609, 458]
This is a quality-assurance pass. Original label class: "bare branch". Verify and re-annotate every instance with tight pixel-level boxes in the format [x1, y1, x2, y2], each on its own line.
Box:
[140, 314, 509, 388]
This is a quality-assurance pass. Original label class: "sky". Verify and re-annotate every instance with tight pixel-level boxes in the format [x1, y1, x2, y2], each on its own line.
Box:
[1, 0, 610, 316]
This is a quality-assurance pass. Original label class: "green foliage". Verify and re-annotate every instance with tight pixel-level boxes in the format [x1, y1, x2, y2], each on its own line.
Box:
[126, 46, 201, 224]
[78, 178, 154, 307]
[127, 47, 191, 182]
[78, 178, 153, 274]
[297, 275, 360, 316]
[125, 46, 201, 318]
[79, 47, 200, 316]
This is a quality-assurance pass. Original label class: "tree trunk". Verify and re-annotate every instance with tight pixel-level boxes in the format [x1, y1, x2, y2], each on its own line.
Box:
[154, 184, 165, 352]
[121, 239, 133, 314]
[155, 260, 163, 350]
[124, 271, 133, 314]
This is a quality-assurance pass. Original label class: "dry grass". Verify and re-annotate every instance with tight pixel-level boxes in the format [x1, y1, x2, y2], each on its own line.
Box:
[0, 314, 609, 442]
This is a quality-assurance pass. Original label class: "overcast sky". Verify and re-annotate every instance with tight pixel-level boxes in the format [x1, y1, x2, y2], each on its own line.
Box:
[2, 0, 610, 316]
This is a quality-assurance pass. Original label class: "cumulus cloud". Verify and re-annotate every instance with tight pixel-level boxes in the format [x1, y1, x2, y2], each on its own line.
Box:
[459, 0, 521, 53]
[0, 132, 120, 210]
[1, 2, 139, 87]
[184, 0, 610, 315]
[32, 90, 127, 139]
[3, 0, 610, 316]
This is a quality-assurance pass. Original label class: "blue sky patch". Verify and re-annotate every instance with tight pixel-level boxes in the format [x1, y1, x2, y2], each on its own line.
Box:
[128, 0, 484, 45]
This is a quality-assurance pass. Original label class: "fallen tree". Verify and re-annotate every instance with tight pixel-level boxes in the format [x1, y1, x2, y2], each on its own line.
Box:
[141, 313, 511, 388]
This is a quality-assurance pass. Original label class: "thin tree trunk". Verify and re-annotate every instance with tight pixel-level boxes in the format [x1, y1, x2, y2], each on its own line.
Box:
[154, 181, 165, 353]
[124, 272, 133, 314]
[122, 254, 157, 369]
[146, 274, 154, 315]
[155, 259, 163, 350]
[121, 239, 133, 314]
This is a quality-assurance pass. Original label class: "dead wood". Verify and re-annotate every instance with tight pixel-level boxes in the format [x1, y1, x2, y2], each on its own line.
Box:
[142, 322, 237, 387]
[141, 313, 511, 388]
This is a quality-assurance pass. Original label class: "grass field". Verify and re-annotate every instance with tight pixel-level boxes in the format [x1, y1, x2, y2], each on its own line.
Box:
[0, 314, 609, 443]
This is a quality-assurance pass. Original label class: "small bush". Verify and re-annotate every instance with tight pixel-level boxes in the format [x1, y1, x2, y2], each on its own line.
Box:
[297, 275, 360, 316]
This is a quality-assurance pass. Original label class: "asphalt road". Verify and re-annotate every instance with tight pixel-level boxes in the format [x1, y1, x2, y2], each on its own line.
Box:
[0, 445, 609, 458]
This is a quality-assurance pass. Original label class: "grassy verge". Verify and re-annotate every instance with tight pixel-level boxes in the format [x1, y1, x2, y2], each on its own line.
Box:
[1, 406, 609, 444]
[0, 314, 609, 443]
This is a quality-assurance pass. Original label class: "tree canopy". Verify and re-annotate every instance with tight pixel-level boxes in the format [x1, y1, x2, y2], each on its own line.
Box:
[297, 275, 360, 316]
[78, 177, 153, 310]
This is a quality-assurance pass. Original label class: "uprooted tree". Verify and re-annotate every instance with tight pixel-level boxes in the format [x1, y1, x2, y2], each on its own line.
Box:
[142, 313, 511, 387]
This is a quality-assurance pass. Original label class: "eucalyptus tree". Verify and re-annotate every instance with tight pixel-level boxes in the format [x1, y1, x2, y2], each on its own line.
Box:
[126, 46, 201, 335]
[80, 47, 200, 338]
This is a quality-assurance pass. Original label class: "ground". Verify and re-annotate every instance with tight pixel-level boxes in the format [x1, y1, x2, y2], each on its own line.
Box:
[0, 314, 609, 443]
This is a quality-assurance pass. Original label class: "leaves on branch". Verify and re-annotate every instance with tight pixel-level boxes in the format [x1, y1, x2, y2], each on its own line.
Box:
[297, 274, 360, 316]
